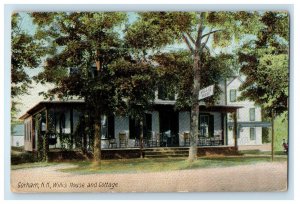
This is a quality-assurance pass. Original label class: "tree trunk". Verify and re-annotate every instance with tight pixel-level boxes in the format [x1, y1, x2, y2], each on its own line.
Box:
[233, 111, 238, 149]
[92, 119, 101, 168]
[139, 119, 144, 158]
[271, 110, 275, 162]
[187, 14, 204, 162]
[43, 132, 49, 162]
[82, 116, 88, 155]
[189, 50, 201, 162]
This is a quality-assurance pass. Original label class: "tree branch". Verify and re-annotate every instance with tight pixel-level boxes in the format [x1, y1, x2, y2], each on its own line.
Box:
[201, 29, 212, 50]
[195, 14, 203, 50]
[201, 29, 223, 40]
[182, 33, 194, 52]
[186, 32, 196, 46]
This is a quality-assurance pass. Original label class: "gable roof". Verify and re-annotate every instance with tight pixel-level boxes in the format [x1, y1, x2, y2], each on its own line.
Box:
[226, 75, 245, 87]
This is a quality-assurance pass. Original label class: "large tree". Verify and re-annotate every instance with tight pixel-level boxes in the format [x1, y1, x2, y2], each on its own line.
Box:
[125, 12, 262, 161]
[110, 58, 157, 157]
[31, 12, 127, 165]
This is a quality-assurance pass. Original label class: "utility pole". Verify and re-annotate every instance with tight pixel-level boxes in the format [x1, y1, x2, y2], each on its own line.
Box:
[271, 109, 275, 162]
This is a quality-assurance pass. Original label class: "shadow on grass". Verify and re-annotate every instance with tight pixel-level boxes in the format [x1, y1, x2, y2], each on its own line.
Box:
[58, 156, 287, 175]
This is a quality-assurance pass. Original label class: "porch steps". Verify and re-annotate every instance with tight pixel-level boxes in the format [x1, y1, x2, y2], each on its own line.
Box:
[144, 147, 189, 158]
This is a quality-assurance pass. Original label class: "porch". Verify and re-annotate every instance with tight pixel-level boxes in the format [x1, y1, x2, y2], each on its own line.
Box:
[20, 101, 241, 156]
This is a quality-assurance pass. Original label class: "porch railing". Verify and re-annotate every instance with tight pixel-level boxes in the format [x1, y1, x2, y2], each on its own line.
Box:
[45, 132, 224, 150]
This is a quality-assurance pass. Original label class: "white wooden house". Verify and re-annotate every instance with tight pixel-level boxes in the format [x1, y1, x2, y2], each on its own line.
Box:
[19, 72, 274, 156]
[226, 76, 271, 147]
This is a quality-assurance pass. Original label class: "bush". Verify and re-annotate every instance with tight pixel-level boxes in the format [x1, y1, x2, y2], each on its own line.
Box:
[11, 151, 37, 165]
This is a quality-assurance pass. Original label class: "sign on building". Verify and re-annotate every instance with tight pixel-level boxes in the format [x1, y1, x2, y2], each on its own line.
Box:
[198, 85, 215, 100]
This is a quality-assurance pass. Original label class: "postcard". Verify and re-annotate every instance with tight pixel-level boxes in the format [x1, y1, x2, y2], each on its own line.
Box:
[10, 10, 289, 193]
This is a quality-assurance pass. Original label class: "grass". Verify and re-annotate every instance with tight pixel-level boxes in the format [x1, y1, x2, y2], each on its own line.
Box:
[240, 150, 287, 155]
[57, 156, 287, 175]
[11, 162, 58, 170]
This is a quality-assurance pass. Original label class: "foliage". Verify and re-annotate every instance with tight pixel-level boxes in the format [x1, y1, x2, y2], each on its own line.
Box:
[238, 12, 289, 117]
[11, 13, 47, 122]
[11, 13, 46, 97]
[11, 151, 38, 165]
[110, 58, 157, 119]
[151, 51, 236, 109]
[125, 11, 262, 160]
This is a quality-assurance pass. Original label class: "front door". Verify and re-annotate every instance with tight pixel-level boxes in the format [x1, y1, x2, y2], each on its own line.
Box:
[159, 110, 179, 147]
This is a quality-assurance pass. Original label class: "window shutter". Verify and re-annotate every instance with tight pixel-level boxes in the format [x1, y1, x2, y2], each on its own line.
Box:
[108, 116, 114, 139]
[209, 115, 214, 137]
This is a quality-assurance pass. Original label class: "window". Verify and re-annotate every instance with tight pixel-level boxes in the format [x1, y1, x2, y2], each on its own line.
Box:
[101, 115, 114, 139]
[158, 84, 175, 100]
[143, 113, 152, 134]
[199, 114, 214, 137]
[199, 115, 209, 137]
[101, 115, 108, 138]
[230, 89, 237, 102]
[249, 108, 255, 121]
[59, 113, 66, 133]
[129, 118, 140, 139]
[250, 128, 256, 140]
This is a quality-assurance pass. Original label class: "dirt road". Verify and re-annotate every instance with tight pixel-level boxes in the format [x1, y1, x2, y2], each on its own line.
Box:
[11, 161, 287, 193]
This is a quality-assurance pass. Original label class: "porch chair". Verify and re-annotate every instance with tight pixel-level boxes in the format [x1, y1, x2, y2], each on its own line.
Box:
[119, 133, 128, 148]
[213, 135, 222, 146]
[148, 132, 159, 147]
[183, 132, 190, 146]
[108, 138, 117, 149]
[198, 135, 206, 146]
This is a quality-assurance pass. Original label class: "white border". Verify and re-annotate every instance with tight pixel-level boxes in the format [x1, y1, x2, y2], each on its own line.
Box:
[1, 1, 298, 202]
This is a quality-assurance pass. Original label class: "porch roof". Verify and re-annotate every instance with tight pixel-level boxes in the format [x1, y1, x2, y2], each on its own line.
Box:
[154, 101, 242, 113]
[199, 105, 243, 113]
[19, 100, 85, 120]
[19, 100, 242, 120]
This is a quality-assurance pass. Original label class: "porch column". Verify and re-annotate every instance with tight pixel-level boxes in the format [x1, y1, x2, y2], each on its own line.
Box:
[44, 108, 49, 162]
[221, 113, 224, 145]
[70, 107, 74, 149]
[232, 111, 238, 149]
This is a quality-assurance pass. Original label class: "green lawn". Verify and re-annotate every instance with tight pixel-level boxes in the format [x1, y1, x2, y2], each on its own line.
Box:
[11, 162, 59, 170]
[57, 156, 287, 175]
